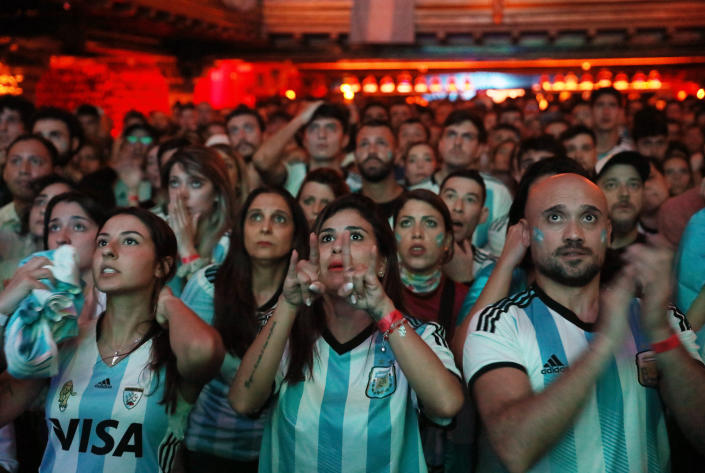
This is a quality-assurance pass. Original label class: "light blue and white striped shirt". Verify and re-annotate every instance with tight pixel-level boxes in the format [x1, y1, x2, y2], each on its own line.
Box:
[181, 264, 273, 460]
[464, 286, 701, 473]
[261, 317, 460, 473]
[42, 318, 190, 473]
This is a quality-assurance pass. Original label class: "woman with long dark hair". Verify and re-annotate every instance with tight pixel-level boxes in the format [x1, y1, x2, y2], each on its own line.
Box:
[180, 187, 308, 472]
[0, 207, 224, 473]
[230, 194, 463, 473]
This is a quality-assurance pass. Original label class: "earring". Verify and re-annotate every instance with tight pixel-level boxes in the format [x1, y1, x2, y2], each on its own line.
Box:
[378, 270, 385, 278]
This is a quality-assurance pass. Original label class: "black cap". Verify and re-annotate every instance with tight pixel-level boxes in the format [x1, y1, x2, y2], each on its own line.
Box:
[595, 151, 650, 183]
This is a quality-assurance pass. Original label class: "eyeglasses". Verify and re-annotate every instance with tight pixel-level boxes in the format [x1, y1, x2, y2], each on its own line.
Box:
[126, 135, 153, 145]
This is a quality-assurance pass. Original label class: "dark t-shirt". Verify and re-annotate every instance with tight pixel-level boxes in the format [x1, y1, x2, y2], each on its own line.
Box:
[601, 232, 647, 286]
[373, 192, 406, 222]
[402, 276, 469, 341]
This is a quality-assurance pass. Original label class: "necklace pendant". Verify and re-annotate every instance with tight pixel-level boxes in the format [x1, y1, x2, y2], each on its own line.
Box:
[111, 352, 119, 366]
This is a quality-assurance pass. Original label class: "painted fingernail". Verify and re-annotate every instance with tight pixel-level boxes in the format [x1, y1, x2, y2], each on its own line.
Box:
[349, 294, 357, 304]
[343, 282, 354, 294]
[305, 297, 312, 307]
[308, 283, 321, 294]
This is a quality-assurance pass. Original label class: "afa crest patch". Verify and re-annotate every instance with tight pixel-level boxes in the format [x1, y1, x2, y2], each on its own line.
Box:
[636, 351, 659, 388]
[123, 387, 144, 409]
[366, 365, 397, 399]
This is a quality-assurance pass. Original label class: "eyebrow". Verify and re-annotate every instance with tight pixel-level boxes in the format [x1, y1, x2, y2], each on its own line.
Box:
[247, 208, 291, 215]
[320, 225, 370, 234]
[97, 230, 144, 238]
[50, 215, 91, 222]
[542, 204, 603, 215]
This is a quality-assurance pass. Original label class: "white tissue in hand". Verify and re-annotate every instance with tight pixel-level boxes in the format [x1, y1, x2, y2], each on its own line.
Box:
[46, 245, 80, 286]
[34, 245, 80, 306]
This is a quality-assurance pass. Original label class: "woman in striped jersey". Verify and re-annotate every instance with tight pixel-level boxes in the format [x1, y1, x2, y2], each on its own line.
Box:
[180, 187, 309, 472]
[231, 194, 464, 473]
[0, 207, 224, 473]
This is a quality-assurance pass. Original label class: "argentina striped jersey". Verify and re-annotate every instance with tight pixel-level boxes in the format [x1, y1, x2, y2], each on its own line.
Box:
[463, 286, 701, 473]
[260, 317, 460, 473]
[42, 318, 190, 473]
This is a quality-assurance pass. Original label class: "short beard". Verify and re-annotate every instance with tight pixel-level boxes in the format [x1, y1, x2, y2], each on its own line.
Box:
[536, 258, 601, 287]
[359, 154, 394, 183]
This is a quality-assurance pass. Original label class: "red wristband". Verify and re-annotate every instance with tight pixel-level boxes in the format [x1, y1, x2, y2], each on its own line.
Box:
[378, 309, 403, 333]
[180, 254, 200, 265]
[651, 333, 681, 353]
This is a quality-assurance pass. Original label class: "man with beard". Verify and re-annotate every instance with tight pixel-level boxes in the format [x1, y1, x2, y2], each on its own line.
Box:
[463, 172, 705, 472]
[225, 105, 266, 189]
[0, 95, 35, 207]
[0, 134, 56, 286]
[595, 151, 650, 284]
[354, 120, 405, 221]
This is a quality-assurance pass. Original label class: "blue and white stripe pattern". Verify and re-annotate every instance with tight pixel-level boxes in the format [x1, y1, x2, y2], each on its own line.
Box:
[463, 286, 701, 473]
[41, 319, 190, 473]
[260, 317, 459, 473]
[180, 265, 268, 461]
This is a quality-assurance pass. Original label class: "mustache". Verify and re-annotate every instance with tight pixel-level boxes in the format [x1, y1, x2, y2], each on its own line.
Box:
[363, 153, 383, 163]
[554, 241, 593, 256]
[236, 140, 255, 148]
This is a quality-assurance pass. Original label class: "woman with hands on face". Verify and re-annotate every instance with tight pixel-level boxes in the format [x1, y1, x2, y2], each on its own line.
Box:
[160, 145, 236, 295]
[0, 191, 111, 329]
[230, 194, 463, 473]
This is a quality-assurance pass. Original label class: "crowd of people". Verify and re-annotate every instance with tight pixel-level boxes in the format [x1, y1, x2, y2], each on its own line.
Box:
[0, 86, 704, 472]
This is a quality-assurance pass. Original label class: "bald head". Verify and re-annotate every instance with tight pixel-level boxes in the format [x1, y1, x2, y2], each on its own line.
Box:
[524, 173, 610, 288]
[525, 173, 608, 227]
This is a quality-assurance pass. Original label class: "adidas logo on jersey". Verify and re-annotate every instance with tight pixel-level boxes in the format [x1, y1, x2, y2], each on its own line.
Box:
[540, 354, 567, 374]
[94, 378, 112, 389]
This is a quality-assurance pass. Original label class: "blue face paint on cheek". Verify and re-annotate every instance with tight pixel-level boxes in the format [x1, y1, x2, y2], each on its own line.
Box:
[532, 227, 544, 243]
[601, 229, 607, 244]
[395, 232, 402, 243]
[435, 232, 445, 247]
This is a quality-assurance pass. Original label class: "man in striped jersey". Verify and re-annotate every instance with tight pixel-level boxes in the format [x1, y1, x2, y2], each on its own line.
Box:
[463, 172, 705, 472]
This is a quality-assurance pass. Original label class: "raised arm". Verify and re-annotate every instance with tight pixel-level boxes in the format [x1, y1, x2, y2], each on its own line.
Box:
[451, 222, 528, 362]
[230, 235, 321, 415]
[469, 274, 633, 473]
[626, 244, 705, 452]
[156, 287, 225, 401]
[339, 234, 463, 419]
[251, 101, 323, 185]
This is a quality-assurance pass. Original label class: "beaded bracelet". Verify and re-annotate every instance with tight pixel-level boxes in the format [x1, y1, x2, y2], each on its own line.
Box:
[651, 333, 681, 354]
[383, 318, 408, 341]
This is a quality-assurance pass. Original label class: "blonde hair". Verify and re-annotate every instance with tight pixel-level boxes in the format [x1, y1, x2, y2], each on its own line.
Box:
[161, 145, 235, 259]
[209, 143, 249, 210]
